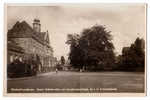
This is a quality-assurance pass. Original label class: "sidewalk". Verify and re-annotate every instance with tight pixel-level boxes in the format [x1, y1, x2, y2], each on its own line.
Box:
[7, 72, 55, 81]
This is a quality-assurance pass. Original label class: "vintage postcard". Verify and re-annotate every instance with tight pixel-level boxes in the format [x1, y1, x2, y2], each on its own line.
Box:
[4, 3, 147, 96]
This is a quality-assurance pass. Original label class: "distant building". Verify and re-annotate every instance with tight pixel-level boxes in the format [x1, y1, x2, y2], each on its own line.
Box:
[7, 19, 56, 72]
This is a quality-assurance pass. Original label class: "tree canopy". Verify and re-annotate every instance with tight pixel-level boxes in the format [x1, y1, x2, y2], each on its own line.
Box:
[66, 25, 115, 71]
[120, 37, 145, 71]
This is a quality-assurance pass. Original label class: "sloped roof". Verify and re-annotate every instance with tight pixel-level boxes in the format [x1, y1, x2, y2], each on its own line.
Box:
[8, 21, 34, 38]
[8, 21, 50, 46]
[45, 31, 50, 44]
[40, 32, 46, 42]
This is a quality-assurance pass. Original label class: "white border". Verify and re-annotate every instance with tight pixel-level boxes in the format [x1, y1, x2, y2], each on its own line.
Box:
[3, 3, 147, 97]
[0, 0, 150, 100]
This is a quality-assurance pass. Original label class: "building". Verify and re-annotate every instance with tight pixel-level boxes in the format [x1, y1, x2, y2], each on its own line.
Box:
[7, 38, 25, 64]
[7, 19, 56, 72]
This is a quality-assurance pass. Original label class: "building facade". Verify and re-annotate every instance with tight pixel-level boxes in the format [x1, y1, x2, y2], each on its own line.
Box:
[7, 19, 56, 72]
[7, 39, 25, 64]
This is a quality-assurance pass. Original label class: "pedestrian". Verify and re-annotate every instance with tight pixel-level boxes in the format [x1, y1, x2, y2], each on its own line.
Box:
[56, 68, 58, 73]
[80, 69, 82, 72]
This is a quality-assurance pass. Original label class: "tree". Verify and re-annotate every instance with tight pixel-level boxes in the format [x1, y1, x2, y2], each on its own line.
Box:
[61, 56, 65, 65]
[120, 37, 145, 71]
[66, 25, 115, 71]
[66, 34, 83, 68]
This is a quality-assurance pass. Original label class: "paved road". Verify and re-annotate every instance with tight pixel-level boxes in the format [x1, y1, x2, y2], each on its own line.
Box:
[7, 71, 145, 93]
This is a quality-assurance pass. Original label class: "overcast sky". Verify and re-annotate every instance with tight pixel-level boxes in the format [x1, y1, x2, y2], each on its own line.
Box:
[7, 4, 146, 60]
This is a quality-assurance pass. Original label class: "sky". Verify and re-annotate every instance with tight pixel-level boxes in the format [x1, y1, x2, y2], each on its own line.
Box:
[7, 4, 146, 60]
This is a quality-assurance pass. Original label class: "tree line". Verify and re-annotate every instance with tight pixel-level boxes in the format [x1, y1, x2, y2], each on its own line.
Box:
[66, 25, 145, 72]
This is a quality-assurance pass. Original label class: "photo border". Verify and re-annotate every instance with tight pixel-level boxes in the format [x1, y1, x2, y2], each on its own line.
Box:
[3, 3, 147, 97]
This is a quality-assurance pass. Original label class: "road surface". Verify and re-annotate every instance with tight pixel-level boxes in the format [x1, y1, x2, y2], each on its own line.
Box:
[7, 71, 145, 93]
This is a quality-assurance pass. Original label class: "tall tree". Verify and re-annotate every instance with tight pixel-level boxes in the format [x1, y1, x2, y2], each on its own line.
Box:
[66, 25, 115, 71]
[61, 56, 65, 65]
[66, 34, 82, 68]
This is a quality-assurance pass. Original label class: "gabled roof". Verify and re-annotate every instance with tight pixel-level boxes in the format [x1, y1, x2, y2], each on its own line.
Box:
[8, 21, 34, 38]
[40, 32, 46, 42]
[44, 31, 50, 44]
[8, 21, 51, 47]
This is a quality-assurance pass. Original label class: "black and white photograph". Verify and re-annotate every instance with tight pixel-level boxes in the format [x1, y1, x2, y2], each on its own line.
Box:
[4, 3, 146, 96]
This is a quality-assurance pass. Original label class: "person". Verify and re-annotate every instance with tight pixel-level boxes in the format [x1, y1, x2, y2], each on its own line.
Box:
[80, 69, 82, 72]
[56, 68, 58, 73]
